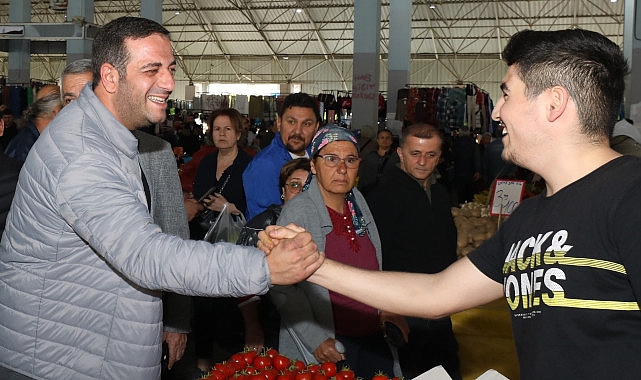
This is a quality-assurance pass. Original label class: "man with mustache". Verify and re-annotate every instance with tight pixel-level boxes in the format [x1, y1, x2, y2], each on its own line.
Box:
[243, 93, 321, 219]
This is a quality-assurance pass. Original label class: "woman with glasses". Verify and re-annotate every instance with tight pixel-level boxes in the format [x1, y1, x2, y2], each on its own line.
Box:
[270, 125, 400, 379]
[236, 158, 311, 247]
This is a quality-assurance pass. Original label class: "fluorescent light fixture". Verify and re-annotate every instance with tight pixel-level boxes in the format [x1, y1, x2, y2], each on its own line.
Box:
[296, 8, 303, 13]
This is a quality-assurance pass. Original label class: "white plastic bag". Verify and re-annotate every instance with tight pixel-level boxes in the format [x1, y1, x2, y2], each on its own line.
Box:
[203, 203, 246, 244]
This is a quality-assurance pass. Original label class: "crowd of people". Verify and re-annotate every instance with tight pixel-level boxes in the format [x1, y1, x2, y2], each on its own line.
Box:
[1, 15, 640, 380]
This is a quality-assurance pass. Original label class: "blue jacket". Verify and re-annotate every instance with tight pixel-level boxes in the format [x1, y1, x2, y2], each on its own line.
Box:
[4, 121, 39, 162]
[243, 133, 295, 219]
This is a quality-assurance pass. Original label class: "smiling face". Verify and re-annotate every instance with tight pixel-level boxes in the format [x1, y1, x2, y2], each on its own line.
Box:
[492, 65, 545, 167]
[212, 114, 240, 149]
[277, 106, 319, 156]
[311, 140, 360, 202]
[113, 33, 176, 130]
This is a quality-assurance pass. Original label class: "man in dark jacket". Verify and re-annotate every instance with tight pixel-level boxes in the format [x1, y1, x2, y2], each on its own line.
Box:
[0, 117, 22, 235]
[366, 123, 460, 379]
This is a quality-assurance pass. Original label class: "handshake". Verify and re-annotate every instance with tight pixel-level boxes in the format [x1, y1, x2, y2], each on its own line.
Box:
[259, 224, 325, 285]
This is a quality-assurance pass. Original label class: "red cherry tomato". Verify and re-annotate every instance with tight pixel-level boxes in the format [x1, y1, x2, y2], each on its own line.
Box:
[272, 355, 291, 371]
[337, 368, 355, 380]
[277, 372, 295, 380]
[320, 362, 337, 377]
[372, 373, 389, 380]
[243, 350, 258, 366]
[253, 355, 272, 371]
[295, 372, 313, 380]
[313, 373, 328, 380]
[265, 348, 279, 359]
[291, 360, 306, 373]
[205, 369, 226, 380]
[306, 364, 321, 374]
[263, 367, 280, 380]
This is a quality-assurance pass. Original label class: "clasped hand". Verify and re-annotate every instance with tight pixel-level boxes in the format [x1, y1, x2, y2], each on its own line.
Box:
[259, 224, 325, 285]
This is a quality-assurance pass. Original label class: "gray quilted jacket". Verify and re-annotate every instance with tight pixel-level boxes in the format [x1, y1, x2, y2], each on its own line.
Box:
[0, 85, 271, 380]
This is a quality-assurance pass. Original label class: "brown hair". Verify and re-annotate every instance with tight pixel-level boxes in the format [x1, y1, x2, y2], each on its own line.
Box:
[279, 158, 311, 188]
[207, 108, 243, 136]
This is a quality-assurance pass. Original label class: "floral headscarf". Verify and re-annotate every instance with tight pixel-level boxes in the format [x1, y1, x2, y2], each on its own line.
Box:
[305, 125, 367, 236]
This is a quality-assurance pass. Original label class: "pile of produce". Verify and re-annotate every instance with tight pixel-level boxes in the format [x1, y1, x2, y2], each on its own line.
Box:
[199, 348, 398, 380]
[451, 202, 502, 258]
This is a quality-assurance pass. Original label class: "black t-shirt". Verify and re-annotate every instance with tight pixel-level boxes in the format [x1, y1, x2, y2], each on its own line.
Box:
[468, 155, 641, 379]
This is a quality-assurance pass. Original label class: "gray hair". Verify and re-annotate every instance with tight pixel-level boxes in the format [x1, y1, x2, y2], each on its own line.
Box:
[61, 58, 92, 80]
[28, 92, 63, 121]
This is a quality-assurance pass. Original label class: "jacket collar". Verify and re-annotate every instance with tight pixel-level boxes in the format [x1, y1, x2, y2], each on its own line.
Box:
[76, 84, 139, 159]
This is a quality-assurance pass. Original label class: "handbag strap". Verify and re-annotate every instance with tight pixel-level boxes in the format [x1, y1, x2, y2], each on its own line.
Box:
[217, 172, 232, 194]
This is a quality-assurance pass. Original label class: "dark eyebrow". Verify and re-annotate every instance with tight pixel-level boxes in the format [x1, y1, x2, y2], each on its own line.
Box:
[140, 60, 177, 70]
[500, 82, 508, 92]
[141, 62, 162, 70]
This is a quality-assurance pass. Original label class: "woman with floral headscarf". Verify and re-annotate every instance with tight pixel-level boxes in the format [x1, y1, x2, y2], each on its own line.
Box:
[269, 125, 403, 379]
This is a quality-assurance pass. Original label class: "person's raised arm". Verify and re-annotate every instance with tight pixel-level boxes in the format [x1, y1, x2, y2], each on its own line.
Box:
[261, 225, 502, 318]
[309, 256, 502, 319]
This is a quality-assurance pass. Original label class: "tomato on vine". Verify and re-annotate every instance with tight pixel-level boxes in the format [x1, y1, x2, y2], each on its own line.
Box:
[371, 372, 390, 380]
[291, 359, 306, 373]
[277, 372, 295, 380]
[306, 364, 321, 374]
[294, 372, 313, 380]
[272, 354, 291, 371]
[263, 367, 280, 380]
[320, 362, 337, 377]
[337, 367, 355, 380]
[253, 355, 272, 371]
[204, 369, 226, 380]
[313, 373, 328, 380]
[265, 347, 279, 359]
[243, 350, 259, 366]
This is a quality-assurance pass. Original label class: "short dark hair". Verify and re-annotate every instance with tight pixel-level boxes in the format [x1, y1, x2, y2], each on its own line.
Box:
[278, 93, 321, 123]
[279, 158, 311, 189]
[92, 17, 170, 88]
[503, 29, 628, 139]
[377, 129, 392, 138]
[400, 123, 444, 151]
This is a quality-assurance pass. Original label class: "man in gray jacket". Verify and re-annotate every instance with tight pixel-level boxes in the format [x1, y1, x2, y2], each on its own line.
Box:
[0, 16, 322, 380]
[60, 57, 191, 373]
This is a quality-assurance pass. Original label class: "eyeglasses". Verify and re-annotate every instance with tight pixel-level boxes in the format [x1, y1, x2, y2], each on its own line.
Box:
[285, 181, 303, 191]
[316, 154, 361, 169]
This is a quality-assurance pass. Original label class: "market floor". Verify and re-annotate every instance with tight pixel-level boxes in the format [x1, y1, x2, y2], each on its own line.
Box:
[451, 299, 519, 380]
[164, 299, 520, 380]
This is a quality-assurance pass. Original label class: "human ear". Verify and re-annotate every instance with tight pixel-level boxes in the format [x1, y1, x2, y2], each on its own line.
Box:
[310, 160, 317, 175]
[99, 63, 119, 94]
[548, 86, 569, 122]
